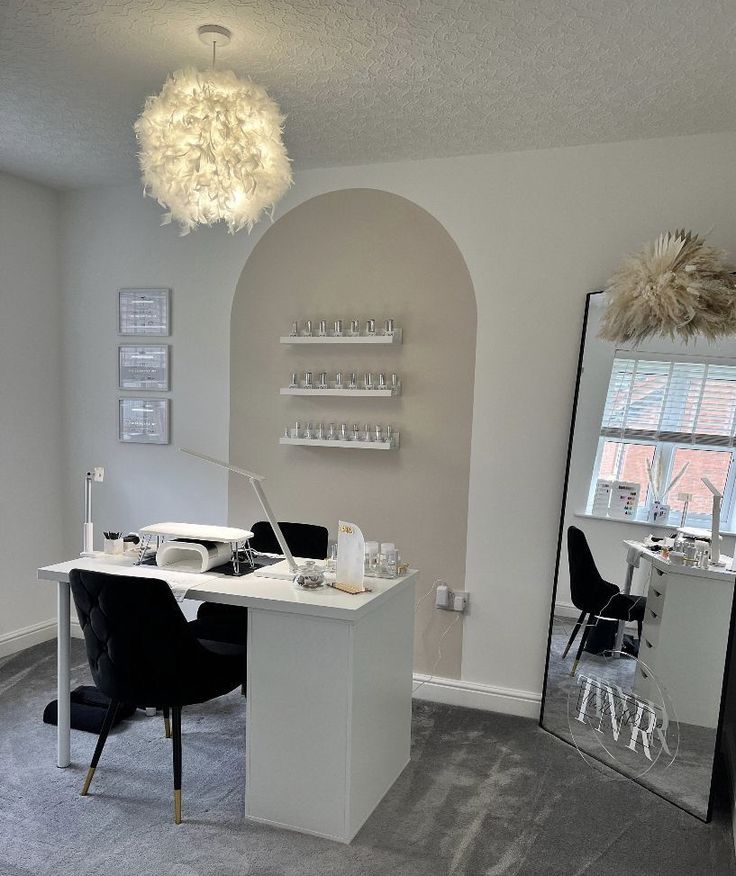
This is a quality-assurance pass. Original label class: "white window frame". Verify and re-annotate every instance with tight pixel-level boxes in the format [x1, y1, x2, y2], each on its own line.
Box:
[588, 436, 736, 530]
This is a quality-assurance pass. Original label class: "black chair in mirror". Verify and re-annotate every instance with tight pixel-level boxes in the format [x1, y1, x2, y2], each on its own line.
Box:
[564, 526, 646, 675]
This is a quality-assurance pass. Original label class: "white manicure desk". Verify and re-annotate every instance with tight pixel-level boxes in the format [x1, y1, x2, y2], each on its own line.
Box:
[622, 540, 736, 728]
[38, 555, 417, 842]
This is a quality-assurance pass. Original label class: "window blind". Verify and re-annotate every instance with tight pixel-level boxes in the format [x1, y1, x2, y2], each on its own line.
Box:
[601, 355, 736, 447]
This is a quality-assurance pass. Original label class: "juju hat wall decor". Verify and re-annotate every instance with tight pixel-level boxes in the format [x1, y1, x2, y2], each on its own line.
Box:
[599, 230, 736, 344]
[134, 62, 292, 235]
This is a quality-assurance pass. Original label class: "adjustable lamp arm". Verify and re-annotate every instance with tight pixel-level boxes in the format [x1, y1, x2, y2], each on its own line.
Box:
[179, 448, 298, 572]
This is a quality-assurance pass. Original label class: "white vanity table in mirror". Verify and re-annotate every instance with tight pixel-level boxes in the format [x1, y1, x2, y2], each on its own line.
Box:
[623, 540, 735, 728]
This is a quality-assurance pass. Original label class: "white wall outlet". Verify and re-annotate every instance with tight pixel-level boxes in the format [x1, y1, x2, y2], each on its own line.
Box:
[435, 583, 469, 613]
[92, 466, 105, 482]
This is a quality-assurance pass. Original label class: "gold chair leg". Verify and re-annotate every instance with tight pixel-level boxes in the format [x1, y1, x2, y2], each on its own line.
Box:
[80, 767, 95, 796]
[164, 716, 171, 739]
[174, 789, 182, 824]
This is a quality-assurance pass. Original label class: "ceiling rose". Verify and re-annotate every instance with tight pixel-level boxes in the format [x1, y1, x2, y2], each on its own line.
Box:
[134, 26, 292, 235]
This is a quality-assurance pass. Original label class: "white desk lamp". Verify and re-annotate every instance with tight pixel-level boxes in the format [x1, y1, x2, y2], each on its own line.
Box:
[81, 467, 105, 557]
[179, 448, 298, 573]
[702, 477, 724, 566]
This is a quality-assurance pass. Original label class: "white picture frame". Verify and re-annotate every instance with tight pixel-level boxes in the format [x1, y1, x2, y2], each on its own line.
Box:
[119, 344, 170, 391]
[118, 288, 171, 336]
[119, 398, 170, 444]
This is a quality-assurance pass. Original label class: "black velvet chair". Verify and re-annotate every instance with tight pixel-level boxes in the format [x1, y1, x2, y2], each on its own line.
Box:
[69, 568, 243, 824]
[564, 526, 646, 675]
[190, 521, 329, 648]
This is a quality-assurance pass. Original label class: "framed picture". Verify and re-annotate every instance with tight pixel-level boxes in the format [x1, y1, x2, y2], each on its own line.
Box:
[118, 288, 170, 336]
[119, 398, 170, 444]
[119, 344, 170, 391]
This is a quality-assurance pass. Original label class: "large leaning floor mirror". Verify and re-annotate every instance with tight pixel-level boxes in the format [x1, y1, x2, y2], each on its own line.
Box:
[541, 289, 736, 821]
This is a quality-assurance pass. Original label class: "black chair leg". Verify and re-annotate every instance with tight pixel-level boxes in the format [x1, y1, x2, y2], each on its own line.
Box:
[171, 705, 182, 824]
[571, 614, 595, 677]
[81, 700, 120, 795]
[561, 610, 586, 659]
[163, 705, 171, 739]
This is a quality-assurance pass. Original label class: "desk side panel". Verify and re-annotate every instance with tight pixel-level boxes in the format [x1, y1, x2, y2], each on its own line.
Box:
[245, 609, 351, 840]
[348, 578, 415, 839]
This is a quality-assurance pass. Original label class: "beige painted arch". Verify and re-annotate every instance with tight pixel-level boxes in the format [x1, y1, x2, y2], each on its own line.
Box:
[229, 188, 476, 678]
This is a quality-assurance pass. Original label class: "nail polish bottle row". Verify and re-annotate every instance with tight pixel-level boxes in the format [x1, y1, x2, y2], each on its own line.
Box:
[284, 422, 396, 444]
[289, 318, 397, 337]
[288, 371, 401, 391]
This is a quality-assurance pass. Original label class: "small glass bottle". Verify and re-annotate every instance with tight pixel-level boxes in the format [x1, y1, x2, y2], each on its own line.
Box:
[289, 372, 299, 388]
[349, 371, 358, 389]
[334, 319, 343, 337]
[352, 424, 360, 441]
[318, 320, 327, 337]
[378, 373, 386, 390]
[335, 371, 343, 389]
[350, 319, 360, 337]
[365, 318, 376, 336]
[384, 318, 395, 336]
[318, 371, 328, 389]
[304, 320, 313, 337]
[289, 320, 299, 337]
[340, 423, 348, 440]
[327, 422, 337, 440]
[364, 372, 373, 390]
[304, 370, 313, 388]
[291, 420, 301, 439]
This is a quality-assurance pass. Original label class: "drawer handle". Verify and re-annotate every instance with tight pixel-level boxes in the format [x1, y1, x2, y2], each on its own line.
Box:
[640, 668, 649, 679]
[645, 639, 653, 649]
[652, 588, 662, 598]
[649, 609, 658, 619]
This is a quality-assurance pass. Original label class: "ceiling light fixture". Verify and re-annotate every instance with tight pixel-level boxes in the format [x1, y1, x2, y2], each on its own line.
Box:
[134, 25, 292, 235]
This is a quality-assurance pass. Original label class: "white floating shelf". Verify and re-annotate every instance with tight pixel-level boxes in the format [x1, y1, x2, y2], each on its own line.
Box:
[280, 387, 399, 397]
[280, 434, 399, 450]
[280, 331, 402, 346]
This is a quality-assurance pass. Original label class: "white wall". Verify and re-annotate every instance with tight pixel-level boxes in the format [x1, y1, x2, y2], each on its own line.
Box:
[0, 172, 66, 653]
[59, 131, 736, 706]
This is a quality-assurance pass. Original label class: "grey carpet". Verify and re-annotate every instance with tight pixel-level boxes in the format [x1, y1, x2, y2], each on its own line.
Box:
[0, 640, 734, 876]
[543, 616, 717, 819]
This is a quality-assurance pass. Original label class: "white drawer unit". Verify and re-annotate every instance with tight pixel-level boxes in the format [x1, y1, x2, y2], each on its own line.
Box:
[634, 567, 734, 728]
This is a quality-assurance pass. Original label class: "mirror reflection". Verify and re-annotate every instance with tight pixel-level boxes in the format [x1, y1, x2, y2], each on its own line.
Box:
[542, 291, 736, 821]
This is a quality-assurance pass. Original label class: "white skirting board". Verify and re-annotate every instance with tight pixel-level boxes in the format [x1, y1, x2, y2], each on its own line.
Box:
[0, 618, 84, 659]
[412, 673, 541, 719]
[2, 620, 540, 721]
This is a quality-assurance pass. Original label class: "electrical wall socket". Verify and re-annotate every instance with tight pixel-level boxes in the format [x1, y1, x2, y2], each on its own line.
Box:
[435, 582, 469, 613]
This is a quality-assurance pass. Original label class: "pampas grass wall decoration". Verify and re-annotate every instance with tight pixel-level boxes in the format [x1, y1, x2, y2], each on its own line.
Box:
[599, 230, 736, 344]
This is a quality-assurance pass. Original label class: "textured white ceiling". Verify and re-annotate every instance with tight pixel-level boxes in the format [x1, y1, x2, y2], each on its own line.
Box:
[2, 0, 736, 189]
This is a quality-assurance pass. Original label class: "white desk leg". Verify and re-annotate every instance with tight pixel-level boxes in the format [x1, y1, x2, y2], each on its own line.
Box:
[615, 561, 636, 654]
[57, 580, 71, 768]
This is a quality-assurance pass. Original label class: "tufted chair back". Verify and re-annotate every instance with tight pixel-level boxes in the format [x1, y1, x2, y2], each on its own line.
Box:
[69, 568, 229, 707]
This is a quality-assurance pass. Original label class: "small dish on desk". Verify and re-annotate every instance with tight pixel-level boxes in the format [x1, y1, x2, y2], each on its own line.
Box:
[293, 561, 326, 590]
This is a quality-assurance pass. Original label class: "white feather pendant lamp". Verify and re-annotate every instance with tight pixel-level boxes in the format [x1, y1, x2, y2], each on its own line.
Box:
[134, 66, 292, 235]
[599, 230, 736, 344]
